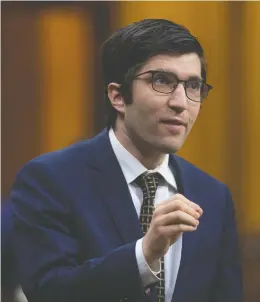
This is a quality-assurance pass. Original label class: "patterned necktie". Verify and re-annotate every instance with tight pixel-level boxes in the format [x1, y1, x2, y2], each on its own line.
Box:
[135, 172, 165, 302]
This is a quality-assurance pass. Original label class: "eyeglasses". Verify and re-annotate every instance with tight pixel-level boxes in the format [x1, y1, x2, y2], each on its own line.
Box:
[133, 70, 213, 102]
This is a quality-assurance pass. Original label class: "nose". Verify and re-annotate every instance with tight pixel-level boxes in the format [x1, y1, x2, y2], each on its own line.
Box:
[168, 83, 188, 113]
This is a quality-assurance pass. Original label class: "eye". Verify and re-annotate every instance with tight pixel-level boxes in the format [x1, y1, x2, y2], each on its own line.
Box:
[153, 72, 171, 85]
[187, 81, 202, 90]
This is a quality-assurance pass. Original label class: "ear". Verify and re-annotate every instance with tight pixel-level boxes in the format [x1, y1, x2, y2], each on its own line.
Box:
[107, 83, 126, 114]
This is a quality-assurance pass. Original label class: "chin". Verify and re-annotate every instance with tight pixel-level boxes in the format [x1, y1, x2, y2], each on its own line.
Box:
[165, 145, 180, 154]
[157, 137, 184, 154]
[143, 135, 185, 154]
[155, 142, 181, 154]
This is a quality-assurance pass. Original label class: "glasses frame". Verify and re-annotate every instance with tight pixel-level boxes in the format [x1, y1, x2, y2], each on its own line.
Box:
[133, 70, 213, 103]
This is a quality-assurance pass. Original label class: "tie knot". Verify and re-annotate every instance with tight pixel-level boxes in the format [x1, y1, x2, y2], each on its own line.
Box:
[135, 172, 162, 199]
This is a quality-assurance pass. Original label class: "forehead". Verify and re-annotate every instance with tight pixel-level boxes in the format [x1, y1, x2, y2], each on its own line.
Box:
[140, 53, 202, 79]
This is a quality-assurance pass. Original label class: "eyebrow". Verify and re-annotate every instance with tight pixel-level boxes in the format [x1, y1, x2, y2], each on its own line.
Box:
[151, 68, 203, 81]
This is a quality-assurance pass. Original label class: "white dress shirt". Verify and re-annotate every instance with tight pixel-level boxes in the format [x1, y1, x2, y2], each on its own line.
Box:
[109, 129, 182, 302]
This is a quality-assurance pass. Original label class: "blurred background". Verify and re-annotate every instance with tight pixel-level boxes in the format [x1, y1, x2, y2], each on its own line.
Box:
[1, 1, 260, 301]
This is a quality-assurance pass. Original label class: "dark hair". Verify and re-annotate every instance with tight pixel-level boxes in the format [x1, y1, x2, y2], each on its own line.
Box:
[101, 19, 206, 128]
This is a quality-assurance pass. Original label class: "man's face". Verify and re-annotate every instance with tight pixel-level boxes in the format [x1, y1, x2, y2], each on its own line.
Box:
[115, 53, 202, 154]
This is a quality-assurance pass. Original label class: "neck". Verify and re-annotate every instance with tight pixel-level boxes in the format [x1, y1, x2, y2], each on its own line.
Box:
[113, 123, 166, 170]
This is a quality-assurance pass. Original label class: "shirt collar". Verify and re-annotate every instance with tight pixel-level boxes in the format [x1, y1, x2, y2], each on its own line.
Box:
[109, 128, 177, 189]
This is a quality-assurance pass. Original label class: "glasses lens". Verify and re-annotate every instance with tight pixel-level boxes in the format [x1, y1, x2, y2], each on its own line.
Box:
[186, 81, 208, 102]
[152, 72, 178, 93]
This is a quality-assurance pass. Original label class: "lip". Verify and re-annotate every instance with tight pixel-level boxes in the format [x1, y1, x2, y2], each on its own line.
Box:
[160, 118, 187, 127]
[160, 118, 187, 134]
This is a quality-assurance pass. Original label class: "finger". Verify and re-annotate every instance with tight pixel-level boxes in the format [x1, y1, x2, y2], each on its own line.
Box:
[173, 194, 203, 214]
[159, 224, 198, 237]
[155, 199, 200, 219]
[156, 194, 202, 215]
[156, 210, 199, 227]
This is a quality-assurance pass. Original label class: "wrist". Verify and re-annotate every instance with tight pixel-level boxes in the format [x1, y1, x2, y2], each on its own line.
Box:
[142, 239, 158, 266]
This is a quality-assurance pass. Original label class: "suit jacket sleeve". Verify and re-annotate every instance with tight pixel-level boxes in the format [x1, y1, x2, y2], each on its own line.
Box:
[11, 160, 145, 302]
[210, 187, 243, 302]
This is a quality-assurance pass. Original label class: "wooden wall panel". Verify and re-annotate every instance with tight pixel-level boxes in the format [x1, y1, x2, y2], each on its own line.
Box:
[39, 7, 94, 153]
[243, 2, 260, 234]
[1, 2, 41, 197]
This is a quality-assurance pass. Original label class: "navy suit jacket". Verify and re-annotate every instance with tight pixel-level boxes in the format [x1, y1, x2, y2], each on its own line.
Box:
[2, 200, 20, 302]
[11, 129, 243, 302]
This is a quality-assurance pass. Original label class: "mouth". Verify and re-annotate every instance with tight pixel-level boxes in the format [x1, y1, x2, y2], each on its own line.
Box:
[160, 118, 187, 126]
[160, 118, 187, 134]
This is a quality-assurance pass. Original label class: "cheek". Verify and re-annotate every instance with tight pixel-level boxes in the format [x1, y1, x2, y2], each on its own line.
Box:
[188, 106, 200, 127]
[129, 99, 159, 123]
[188, 117, 195, 126]
[125, 105, 151, 129]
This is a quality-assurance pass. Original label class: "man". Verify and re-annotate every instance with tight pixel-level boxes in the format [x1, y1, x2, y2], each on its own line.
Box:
[11, 19, 243, 302]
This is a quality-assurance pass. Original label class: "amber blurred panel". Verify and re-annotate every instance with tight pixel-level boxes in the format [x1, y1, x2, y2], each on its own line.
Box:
[242, 1, 260, 235]
[38, 6, 94, 153]
[242, 3, 260, 300]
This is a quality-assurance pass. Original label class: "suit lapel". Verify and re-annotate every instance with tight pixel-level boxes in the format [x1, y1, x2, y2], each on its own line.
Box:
[90, 130, 143, 244]
[169, 155, 203, 301]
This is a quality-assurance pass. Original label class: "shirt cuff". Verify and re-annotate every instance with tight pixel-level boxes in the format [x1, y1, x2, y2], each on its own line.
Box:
[135, 238, 161, 287]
